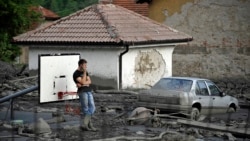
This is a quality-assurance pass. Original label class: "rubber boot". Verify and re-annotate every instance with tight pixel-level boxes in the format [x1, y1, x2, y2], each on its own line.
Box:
[88, 116, 97, 132]
[80, 115, 91, 131]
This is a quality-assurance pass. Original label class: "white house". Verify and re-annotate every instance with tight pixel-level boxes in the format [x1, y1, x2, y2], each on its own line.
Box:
[12, 3, 192, 90]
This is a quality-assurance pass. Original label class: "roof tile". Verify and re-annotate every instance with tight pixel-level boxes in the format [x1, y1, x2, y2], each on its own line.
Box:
[13, 4, 192, 45]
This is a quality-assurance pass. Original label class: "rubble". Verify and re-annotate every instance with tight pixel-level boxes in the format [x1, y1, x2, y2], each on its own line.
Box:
[0, 61, 250, 140]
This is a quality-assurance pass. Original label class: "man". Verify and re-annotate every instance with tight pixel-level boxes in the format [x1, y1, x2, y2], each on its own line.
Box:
[73, 59, 97, 131]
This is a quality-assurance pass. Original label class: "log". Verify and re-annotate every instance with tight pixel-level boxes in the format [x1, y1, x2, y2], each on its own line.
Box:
[177, 119, 250, 137]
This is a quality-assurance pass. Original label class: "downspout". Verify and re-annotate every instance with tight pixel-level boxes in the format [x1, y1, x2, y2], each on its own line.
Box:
[118, 45, 129, 90]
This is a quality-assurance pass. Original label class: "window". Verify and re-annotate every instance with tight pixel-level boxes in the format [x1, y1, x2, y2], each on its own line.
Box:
[196, 81, 209, 96]
[152, 78, 192, 92]
[206, 81, 221, 96]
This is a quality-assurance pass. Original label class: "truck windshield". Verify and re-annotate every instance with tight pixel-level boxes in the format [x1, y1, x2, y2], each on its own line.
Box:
[152, 78, 192, 92]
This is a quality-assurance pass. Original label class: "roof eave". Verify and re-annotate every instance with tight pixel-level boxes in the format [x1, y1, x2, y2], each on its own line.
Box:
[123, 38, 193, 46]
[11, 41, 123, 46]
[11, 37, 193, 47]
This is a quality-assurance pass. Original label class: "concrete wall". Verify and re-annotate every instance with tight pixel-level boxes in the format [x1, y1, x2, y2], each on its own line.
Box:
[122, 46, 175, 89]
[148, 0, 250, 95]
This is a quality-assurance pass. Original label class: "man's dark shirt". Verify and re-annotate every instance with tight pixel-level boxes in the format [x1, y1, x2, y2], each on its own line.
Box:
[73, 70, 92, 92]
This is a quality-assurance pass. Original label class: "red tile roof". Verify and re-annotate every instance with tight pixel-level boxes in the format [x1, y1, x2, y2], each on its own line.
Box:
[30, 6, 60, 20]
[112, 0, 149, 17]
[12, 4, 192, 46]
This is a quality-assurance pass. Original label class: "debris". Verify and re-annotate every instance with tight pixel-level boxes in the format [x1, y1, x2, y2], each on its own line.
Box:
[177, 119, 250, 138]
[92, 130, 168, 141]
[46, 116, 65, 124]
[127, 107, 153, 125]
[11, 120, 24, 128]
[28, 118, 52, 134]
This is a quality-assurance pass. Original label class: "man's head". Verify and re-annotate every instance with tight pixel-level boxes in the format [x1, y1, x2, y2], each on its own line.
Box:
[78, 59, 87, 66]
[78, 59, 87, 70]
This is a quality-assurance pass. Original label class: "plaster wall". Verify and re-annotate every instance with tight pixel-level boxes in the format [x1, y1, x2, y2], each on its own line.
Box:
[122, 46, 175, 89]
[29, 46, 124, 89]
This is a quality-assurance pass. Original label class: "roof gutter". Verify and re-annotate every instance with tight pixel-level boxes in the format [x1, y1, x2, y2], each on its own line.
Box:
[129, 42, 188, 48]
[118, 45, 129, 90]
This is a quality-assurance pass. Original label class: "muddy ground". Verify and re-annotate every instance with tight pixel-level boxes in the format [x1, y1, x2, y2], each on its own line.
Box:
[0, 62, 250, 141]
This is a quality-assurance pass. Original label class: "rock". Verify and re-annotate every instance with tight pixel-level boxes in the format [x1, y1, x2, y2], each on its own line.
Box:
[128, 107, 153, 125]
[3, 123, 12, 129]
[28, 118, 52, 134]
[106, 109, 116, 114]
[224, 133, 237, 141]
[237, 121, 248, 128]
[136, 131, 144, 135]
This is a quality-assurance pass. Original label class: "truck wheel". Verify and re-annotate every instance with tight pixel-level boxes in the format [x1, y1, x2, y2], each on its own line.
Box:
[190, 107, 200, 121]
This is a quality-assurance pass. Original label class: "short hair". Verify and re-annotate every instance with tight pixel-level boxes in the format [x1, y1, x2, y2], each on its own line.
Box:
[78, 59, 87, 66]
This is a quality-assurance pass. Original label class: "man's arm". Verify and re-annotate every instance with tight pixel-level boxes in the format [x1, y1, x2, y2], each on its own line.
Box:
[76, 75, 91, 86]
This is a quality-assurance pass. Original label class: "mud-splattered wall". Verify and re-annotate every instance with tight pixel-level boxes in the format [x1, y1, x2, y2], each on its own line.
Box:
[148, 0, 250, 85]
[134, 49, 166, 86]
[122, 47, 175, 89]
[149, 0, 250, 47]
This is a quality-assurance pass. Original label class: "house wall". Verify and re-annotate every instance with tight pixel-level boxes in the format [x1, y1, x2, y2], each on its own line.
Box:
[148, 0, 250, 90]
[29, 45, 175, 90]
[18, 46, 29, 64]
[29, 46, 126, 89]
[122, 46, 175, 89]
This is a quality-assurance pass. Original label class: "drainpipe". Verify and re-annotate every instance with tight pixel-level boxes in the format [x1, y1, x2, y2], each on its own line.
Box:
[118, 45, 129, 90]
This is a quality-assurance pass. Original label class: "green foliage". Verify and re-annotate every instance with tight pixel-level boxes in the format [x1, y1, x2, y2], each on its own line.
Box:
[0, 33, 20, 62]
[0, 0, 98, 62]
[0, 0, 40, 62]
[35, 0, 98, 17]
[0, 0, 40, 36]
